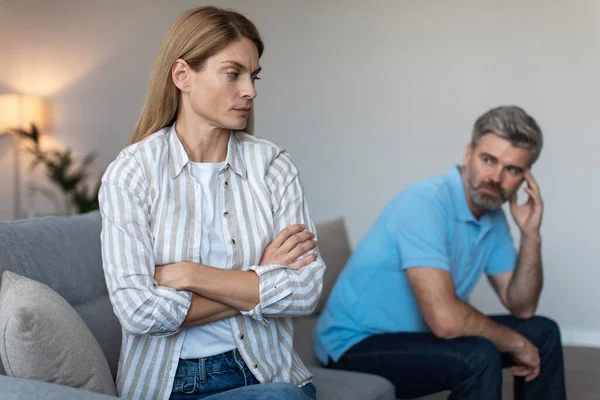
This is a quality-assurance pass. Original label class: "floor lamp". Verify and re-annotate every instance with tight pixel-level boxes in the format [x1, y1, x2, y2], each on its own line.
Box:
[0, 94, 47, 220]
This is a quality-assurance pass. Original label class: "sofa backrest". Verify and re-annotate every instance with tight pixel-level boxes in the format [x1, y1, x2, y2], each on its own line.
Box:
[0, 211, 121, 378]
[314, 218, 352, 313]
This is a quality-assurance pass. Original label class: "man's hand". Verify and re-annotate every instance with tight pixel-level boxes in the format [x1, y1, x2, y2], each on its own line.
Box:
[260, 224, 318, 268]
[155, 262, 190, 290]
[511, 337, 540, 382]
[510, 170, 543, 238]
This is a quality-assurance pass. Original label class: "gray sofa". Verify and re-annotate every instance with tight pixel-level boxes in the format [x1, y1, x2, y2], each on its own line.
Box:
[0, 211, 395, 400]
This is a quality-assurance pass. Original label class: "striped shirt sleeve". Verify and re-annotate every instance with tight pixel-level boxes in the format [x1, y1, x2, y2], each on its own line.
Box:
[243, 150, 325, 321]
[99, 152, 192, 336]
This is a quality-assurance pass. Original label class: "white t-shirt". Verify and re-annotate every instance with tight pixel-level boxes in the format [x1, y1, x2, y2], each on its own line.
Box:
[180, 161, 237, 359]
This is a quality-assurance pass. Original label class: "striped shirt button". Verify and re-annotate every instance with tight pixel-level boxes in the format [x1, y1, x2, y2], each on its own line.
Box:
[223, 181, 229, 188]
[230, 239, 236, 245]
[238, 332, 244, 340]
[223, 211, 229, 217]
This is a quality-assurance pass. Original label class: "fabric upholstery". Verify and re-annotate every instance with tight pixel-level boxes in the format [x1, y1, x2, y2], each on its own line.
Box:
[0, 375, 117, 400]
[0, 271, 116, 395]
[314, 218, 352, 312]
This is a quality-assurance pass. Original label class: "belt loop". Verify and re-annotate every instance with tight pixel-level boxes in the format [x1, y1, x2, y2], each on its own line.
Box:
[198, 357, 206, 383]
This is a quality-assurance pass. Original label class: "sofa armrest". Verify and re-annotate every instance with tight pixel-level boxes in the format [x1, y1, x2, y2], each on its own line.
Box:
[0, 375, 119, 400]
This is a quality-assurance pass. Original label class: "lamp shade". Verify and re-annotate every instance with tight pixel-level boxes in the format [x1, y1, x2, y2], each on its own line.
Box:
[0, 94, 47, 133]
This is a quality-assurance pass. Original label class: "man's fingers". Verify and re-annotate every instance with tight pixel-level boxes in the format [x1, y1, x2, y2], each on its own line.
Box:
[524, 367, 540, 382]
[524, 170, 541, 194]
[523, 187, 542, 204]
[512, 365, 530, 376]
[512, 363, 539, 382]
[271, 224, 306, 248]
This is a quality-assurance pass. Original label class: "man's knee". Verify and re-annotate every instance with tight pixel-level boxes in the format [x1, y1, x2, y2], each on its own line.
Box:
[462, 336, 502, 375]
[530, 316, 561, 338]
[525, 316, 563, 356]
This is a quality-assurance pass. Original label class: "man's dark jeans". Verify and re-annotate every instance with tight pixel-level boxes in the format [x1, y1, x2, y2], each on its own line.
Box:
[328, 315, 566, 399]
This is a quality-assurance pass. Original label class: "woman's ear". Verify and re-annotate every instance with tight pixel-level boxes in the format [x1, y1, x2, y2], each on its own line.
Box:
[172, 59, 191, 92]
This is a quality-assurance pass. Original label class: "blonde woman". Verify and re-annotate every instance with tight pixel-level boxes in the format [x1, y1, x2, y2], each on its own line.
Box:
[99, 7, 323, 400]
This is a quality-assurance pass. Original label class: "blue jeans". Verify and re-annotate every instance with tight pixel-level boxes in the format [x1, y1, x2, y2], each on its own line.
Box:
[328, 315, 566, 400]
[170, 348, 316, 400]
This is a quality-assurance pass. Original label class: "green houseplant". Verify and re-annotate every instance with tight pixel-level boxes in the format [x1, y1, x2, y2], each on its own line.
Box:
[15, 125, 101, 215]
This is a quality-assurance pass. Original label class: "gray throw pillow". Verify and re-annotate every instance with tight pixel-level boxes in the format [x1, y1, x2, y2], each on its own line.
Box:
[0, 271, 117, 396]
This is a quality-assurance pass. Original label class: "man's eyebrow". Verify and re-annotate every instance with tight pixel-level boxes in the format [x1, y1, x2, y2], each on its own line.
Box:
[481, 152, 526, 171]
[480, 152, 497, 161]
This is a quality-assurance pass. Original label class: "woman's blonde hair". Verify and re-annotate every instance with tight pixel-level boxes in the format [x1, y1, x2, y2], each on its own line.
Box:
[128, 6, 264, 145]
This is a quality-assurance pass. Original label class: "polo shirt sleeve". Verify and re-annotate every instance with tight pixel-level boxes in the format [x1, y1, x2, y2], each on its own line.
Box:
[486, 211, 517, 276]
[386, 191, 450, 271]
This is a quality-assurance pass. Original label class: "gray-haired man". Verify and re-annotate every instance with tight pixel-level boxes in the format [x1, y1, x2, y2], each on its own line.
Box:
[316, 106, 566, 399]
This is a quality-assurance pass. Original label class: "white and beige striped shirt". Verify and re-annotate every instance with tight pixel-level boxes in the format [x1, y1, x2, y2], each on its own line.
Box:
[99, 125, 325, 400]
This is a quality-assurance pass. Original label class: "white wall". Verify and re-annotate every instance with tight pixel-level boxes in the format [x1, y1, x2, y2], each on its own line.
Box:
[1, 0, 599, 345]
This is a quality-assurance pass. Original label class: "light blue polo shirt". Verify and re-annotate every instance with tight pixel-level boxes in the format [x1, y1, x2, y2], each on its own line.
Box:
[314, 166, 517, 364]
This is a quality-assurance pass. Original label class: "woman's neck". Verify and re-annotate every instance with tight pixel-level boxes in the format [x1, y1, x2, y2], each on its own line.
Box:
[175, 112, 230, 163]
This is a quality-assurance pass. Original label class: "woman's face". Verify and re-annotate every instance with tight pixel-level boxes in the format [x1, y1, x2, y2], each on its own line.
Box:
[178, 37, 261, 131]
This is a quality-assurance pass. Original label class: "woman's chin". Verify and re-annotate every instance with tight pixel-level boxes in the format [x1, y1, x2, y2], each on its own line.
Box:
[227, 121, 248, 131]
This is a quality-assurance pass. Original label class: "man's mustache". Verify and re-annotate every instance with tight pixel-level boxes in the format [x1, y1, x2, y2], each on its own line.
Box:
[476, 181, 506, 198]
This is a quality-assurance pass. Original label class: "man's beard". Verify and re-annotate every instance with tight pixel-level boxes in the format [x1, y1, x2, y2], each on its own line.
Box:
[466, 176, 507, 211]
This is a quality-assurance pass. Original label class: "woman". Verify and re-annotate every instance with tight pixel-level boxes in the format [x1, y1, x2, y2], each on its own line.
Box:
[99, 6, 324, 400]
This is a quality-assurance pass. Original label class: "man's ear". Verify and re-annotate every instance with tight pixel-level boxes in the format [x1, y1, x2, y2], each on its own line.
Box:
[172, 59, 191, 93]
[462, 143, 473, 165]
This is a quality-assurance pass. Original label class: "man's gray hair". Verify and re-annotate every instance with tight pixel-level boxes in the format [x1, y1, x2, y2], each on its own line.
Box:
[472, 106, 543, 164]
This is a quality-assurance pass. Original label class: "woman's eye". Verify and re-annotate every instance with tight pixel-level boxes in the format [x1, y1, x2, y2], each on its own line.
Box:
[226, 72, 240, 80]
[252, 76, 261, 82]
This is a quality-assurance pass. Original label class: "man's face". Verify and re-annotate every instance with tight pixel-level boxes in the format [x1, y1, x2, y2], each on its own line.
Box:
[462, 133, 532, 211]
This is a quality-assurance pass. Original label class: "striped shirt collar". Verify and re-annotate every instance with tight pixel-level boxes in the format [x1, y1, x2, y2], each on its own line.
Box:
[167, 124, 248, 180]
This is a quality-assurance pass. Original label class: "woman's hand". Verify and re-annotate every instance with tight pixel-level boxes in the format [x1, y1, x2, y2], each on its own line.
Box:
[259, 224, 318, 268]
[155, 262, 191, 290]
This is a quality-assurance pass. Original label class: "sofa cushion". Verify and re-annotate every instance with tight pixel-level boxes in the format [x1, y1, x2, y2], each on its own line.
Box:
[0, 271, 116, 395]
[0, 211, 114, 376]
[310, 367, 395, 400]
[0, 375, 118, 400]
[293, 315, 320, 367]
[314, 218, 352, 312]
[0, 211, 106, 308]
[74, 295, 122, 379]
[294, 315, 396, 399]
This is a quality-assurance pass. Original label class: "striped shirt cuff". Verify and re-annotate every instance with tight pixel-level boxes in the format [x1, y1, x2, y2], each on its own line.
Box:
[148, 284, 193, 337]
[241, 264, 294, 323]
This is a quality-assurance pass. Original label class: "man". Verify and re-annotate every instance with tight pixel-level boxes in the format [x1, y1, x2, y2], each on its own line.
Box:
[315, 106, 565, 399]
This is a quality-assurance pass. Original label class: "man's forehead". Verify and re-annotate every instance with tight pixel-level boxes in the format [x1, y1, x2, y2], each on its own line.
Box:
[475, 134, 532, 166]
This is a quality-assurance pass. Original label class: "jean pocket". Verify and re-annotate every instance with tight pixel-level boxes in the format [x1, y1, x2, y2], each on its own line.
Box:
[172, 373, 197, 395]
